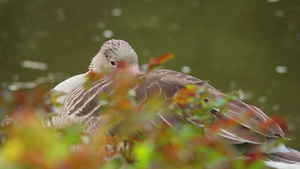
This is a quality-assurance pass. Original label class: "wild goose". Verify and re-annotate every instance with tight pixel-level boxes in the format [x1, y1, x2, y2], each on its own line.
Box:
[52, 39, 300, 168]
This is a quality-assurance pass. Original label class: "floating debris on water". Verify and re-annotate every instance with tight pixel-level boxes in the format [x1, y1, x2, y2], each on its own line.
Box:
[97, 22, 106, 29]
[275, 9, 285, 17]
[181, 66, 191, 73]
[92, 35, 102, 42]
[275, 66, 287, 73]
[237, 91, 253, 100]
[111, 8, 122, 16]
[258, 96, 267, 103]
[8, 82, 37, 91]
[266, 0, 280, 2]
[273, 104, 280, 111]
[103, 30, 114, 38]
[7, 73, 65, 91]
[21, 60, 48, 70]
[229, 81, 237, 88]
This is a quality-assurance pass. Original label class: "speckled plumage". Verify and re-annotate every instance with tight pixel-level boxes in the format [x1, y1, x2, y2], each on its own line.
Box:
[52, 39, 300, 166]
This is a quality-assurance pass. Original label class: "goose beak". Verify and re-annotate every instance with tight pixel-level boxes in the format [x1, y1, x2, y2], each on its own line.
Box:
[128, 65, 140, 73]
[116, 61, 140, 73]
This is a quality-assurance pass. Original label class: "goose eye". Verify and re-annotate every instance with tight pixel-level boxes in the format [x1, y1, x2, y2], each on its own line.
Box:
[110, 61, 117, 67]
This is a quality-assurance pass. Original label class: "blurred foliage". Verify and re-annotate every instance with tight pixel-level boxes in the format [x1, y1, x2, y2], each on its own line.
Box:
[0, 55, 273, 169]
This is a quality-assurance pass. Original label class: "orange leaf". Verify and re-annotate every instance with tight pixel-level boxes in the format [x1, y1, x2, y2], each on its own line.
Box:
[156, 53, 174, 64]
[148, 53, 174, 72]
[85, 72, 105, 91]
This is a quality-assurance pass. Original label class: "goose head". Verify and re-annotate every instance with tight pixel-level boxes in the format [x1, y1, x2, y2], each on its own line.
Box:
[89, 39, 140, 73]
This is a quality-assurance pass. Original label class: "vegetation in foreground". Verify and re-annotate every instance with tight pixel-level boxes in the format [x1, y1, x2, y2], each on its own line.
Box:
[0, 55, 280, 169]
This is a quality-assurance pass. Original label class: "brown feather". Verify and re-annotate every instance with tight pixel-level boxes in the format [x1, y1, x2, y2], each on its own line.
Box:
[59, 69, 287, 144]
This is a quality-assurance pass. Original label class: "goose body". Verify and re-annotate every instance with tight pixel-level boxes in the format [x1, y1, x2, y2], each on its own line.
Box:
[52, 39, 300, 168]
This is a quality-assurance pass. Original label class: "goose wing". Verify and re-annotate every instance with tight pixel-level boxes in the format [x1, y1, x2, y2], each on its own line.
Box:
[55, 69, 286, 144]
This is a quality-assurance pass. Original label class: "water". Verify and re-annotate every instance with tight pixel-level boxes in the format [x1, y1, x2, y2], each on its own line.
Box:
[1, 0, 300, 149]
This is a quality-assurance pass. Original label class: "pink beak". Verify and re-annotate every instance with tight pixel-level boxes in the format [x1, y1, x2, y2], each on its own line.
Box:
[128, 65, 140, 73]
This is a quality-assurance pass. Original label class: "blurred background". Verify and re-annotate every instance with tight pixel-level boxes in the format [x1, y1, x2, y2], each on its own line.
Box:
[1, 0, 300, 149]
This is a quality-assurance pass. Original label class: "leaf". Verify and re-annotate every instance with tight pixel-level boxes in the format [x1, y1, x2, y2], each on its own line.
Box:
[155, 53, 174, 64]
[2, 138, 24, 162]
[147, 53, 174, 72]
[135, 141, 154, 168]
[84, 71, 105, 91]
[51, 91, 66, 104]
[54, 102, 63, 107]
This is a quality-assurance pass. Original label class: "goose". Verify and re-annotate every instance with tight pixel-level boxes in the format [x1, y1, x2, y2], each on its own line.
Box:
[52, 39, 300, 168]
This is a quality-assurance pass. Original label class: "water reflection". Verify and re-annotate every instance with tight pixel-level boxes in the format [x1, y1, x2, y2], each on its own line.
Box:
[266, 0, 280, 2]
[181, 66, 191, 73]
[102, 30, 114, 38]
[111, 8, 122, 16]
[7, 73, 65, 91]
[1, 0, 300, 149]
[275, 66, 287, 74]
[55, 8, 66, 22]
[275, 9, 285, 17]
[21, 60, 48, 70]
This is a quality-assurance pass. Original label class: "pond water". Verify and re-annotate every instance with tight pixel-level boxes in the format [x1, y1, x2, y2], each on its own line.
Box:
[1, 0, 300, 149]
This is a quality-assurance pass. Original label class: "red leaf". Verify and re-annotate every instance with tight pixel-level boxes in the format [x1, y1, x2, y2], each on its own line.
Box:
[85, 71, 105, 90]
[148, 53, 174, 72]
[156, 53, 174, 64]
[270, 115, 289, 134]
[246, 150, 262, 164]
